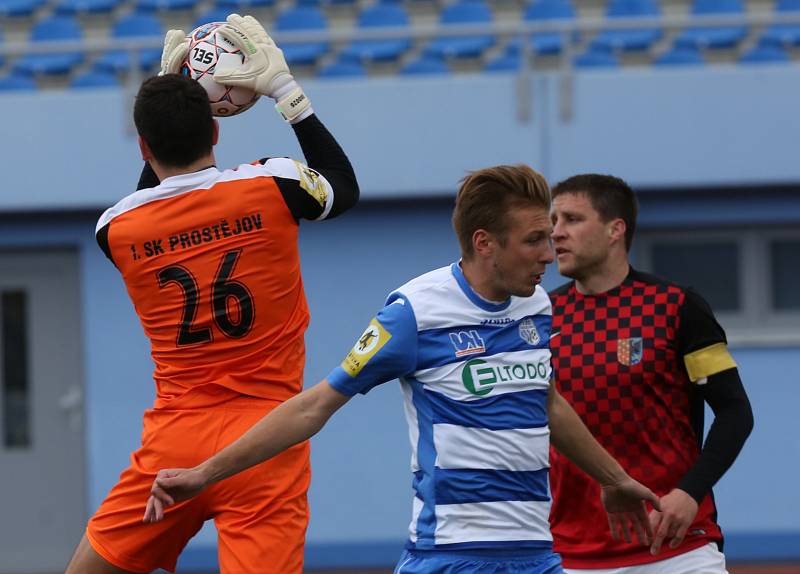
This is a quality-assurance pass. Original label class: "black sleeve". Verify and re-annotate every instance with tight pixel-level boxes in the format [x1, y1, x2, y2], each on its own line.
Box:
[137, 162, 160, 191]
[676, 288, 728, 356]
[267, 113, 359, 220]
[678, 368, 754, 503]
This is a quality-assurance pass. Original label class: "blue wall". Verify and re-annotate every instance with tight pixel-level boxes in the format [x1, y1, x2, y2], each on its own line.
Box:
[1, 66, 799, 568]
[2, 66, 800, 211]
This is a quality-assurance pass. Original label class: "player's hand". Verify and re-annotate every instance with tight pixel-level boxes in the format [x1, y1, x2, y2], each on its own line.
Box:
[648, 488, 699, 555]
[600, 475, 662, 546]
[214, 14, 293, 98]
[159, 29, 190, 76]
[142, 467, 208, 523]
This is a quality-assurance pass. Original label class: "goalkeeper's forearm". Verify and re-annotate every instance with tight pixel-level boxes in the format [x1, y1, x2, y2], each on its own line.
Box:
[197, 379, 350, 485]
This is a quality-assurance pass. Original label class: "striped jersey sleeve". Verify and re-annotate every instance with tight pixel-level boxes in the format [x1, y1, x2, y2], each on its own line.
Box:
[328, 295, 418, 396]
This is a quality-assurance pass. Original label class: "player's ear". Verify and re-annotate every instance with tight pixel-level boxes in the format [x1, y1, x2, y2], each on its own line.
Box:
[138, 136, 152, 162]
[472, 229, 493, 257]
[212, 119, 220, 146]
[609, 218, 626, 244]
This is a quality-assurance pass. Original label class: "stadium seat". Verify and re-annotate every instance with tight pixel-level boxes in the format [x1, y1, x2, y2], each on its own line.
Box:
[297, 0, 356, 4]
[676, 0, 747, 49]
[0, 72, 37, 91]
[0, 26, 3, 68]
[0, 0, 46, 17]
[56, 0, 121, 15]
[521, 0, 577, 55]
[400, 55, 449, 75]
[94, 13, 163, 73]
[424, 1, 495, 59]
[762, 0, 800, 47]
[654, 44, 705, 66]
[484, 48, 521, 73]
[13, 15, 84, 76]
[574, 46, 620, 68]
[215, 0, 274, 10]
[136, 0, 197, 12]
[739, 39, 790, 64]
[592, 0, 662, 52]
[341, 4, 411, 63]
[274, 6, 329, 66]
[318, 58, 367, 78]
[193, 7, 233, 29]
[70, 68, 119, 88]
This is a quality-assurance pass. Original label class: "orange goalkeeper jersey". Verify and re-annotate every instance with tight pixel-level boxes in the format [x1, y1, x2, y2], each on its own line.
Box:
[96, 159, 337, 409]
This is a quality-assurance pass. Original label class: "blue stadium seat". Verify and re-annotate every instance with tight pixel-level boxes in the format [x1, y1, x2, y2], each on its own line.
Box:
[297, 0, 355, 4]
[71, 68, 119, 88]
[136, 0, 197, 12]
[676, 0, 747, 49]
[0, 27, 3, 68]
[574, 46, 620, 68]
[654, 44, 705, 66]
[424, 1, 495, 59]
[193, 8, 232, 29]
[56, 0, 121, 15]
[215, 0, 274, 10]
[13, 16, 84, 76]
[0, 0, 46, 17]
[484, 48, 521, 73]
[341, 4, 411, 63]
[762, 0, 800, 47]
[522, 0, 577, 55]
[318, 58, 366, 79]
[739, 39, 790, 64]
[0, 73, 37, 91]
[95, 13, 163, 73]
[400, 55, 449, 75]
[275, 6, 329, 66]
[592, 0, 662, 52]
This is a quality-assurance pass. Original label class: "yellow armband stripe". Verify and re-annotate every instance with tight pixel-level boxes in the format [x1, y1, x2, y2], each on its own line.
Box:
[341, 318, 392, 377]
[293, 160, 328, 208]
[683, 342, 737, 383]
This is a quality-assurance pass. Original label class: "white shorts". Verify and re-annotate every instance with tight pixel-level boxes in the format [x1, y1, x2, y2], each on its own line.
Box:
[564, 543, 727, 574]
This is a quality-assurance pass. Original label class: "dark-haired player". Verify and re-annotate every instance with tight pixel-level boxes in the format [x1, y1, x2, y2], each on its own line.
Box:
[548, 174, 753, 574]
[65, 14, 359, 574]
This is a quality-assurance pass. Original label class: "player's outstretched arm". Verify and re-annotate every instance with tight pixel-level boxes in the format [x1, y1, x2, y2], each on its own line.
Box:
[143, 379, 350, 523]
[547, 384, 661, 546]
[216, 13, 359, 218]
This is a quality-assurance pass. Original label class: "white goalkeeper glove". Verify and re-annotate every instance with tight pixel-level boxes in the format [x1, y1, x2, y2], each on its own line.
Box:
[159, 29, 190, 76]
[215, 14, 313, 124]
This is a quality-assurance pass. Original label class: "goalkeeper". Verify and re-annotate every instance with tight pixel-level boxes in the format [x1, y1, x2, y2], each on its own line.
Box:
[64, 14, 359, 574]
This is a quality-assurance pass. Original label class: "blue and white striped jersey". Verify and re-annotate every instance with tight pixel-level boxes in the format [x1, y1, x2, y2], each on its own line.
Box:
[328, 262, 554, 551]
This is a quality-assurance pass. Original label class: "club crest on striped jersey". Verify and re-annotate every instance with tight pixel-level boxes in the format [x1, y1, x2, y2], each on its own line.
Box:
[341, 319, 391, 377]
[518, 318, 540, 346]
[449, 330, 486, 357]
[617, 337, 643, 366]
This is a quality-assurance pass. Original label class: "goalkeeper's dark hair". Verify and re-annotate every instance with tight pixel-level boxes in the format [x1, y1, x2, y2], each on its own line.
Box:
[453, 164, 551, 259]
[552, 174, 638, 251]
[134, 74, 214, 168]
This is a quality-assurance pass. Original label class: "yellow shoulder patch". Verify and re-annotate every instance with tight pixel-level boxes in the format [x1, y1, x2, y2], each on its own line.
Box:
[341, 318, 392, 377]
[684, 342, 737, 382]
[293, 160, 328, 208]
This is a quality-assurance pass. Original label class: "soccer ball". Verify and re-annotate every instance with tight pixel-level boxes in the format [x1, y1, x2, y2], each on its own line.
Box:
[181, 22, 260, 117]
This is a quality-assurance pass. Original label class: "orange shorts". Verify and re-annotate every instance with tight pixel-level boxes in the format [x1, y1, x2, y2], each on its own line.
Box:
[87, 397, 311, 574]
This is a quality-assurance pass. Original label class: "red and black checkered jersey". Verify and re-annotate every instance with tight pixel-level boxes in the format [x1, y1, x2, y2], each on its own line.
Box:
[549, 268, 736, 568]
